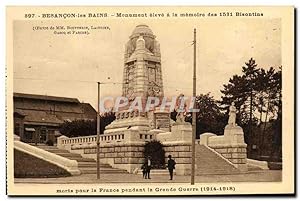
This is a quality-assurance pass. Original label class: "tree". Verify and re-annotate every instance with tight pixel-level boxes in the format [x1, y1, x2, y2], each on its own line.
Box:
[59, 119, 96, 137]
[268, 68, 282, 160]
[220, 58, 282, 160]
[241, 58, 260, 151]
[256, 68, 268, 124]
[143, 140, 166, 169]
[171, 93, 227, 138]
[195, 93, 226, 137]
[100, 111, 116, 134]
[256, 67, 277, 155]
[59, 112, 116, 137]
[220, 74, 248, 125]
[183, 93, 227, 138]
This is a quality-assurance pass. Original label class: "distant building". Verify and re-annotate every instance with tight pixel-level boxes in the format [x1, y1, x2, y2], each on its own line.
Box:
[13, 93, 96, 143]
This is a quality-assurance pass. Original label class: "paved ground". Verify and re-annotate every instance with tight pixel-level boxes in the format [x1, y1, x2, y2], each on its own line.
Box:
[14, 170, 282, 184]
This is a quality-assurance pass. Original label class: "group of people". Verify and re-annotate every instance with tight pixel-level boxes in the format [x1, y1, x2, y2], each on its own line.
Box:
[141, 155, 176, 180]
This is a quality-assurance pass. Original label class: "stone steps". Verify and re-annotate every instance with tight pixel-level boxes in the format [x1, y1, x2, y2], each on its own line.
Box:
[80, 168, 128, 174]
[137, 169, 174, 175]
[77, 162, 111, 168]
[34, 144, 58, 149]
[66, 157, 96, 162]
[52, 152, 83, 158]
[41, 149, 70, 154]
[35, 145, 128, 175]
[195, 145, 240, 175]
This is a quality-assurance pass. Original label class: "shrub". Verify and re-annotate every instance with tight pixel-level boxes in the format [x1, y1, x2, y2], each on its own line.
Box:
[58, 113, 116, 137]
[143, 140, 165, 169]
[59, 119, 96, 137]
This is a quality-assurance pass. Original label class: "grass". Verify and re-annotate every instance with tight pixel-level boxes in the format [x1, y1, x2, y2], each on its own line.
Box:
[14, 149, 71, 178]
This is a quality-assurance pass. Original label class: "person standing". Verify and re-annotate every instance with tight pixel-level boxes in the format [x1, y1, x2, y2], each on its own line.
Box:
[141, 162, 147, 179]
[167, 155, 176, 180]
[146, 156, 152, 179]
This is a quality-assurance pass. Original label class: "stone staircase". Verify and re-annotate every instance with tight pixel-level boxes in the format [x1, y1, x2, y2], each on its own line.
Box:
[137, 169, 173, 175]
[195, 145, 240, 175]
[36, 145, 128, 175]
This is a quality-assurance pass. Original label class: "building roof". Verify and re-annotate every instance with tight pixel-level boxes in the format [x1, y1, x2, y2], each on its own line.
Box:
[13, 93, 97, 127]
[15, 109, 63, 125]
[14, 111, 26, 117]
[81, 103, 97, 118]
[13, 93, 80, 103]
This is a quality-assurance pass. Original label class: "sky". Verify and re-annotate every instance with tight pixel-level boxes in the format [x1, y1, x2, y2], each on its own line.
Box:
[13, 18, 281, 109]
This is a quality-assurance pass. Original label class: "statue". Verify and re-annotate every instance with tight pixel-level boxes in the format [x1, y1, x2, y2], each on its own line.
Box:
[176, 111, 186, 123]
[228, 102, 237, 126]
[175, 94, 187, 124]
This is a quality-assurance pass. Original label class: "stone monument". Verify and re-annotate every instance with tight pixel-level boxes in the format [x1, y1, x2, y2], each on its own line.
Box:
[200, 102, 248, 171]
[100, 25, 193, 174]
[57, 26, 247, 175]
[104, 24, 169, 135]
[89, 24, 172, 172]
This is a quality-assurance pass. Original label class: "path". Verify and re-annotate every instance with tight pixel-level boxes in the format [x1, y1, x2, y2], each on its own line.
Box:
[14, 170, 281, 184]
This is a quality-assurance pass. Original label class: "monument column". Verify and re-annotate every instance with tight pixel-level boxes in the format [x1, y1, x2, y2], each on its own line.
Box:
[105, 24, 166, 132]
[134, 36, 148, 99]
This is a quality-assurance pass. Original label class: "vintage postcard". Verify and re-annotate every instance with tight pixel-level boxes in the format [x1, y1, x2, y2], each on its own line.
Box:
[6, 6, 294, 196]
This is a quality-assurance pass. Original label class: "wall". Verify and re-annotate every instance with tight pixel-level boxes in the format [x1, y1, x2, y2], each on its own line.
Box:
[14, 135, 80, 175]
[57, 127, 193, 175]
[73, 142, 145, 173]
[163, 142, 192, 175]
[200, 125, 248, 171]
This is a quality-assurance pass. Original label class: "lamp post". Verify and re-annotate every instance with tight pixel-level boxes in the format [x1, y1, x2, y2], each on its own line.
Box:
[96, 78, 124, 180]
[191, 28, 197, 185]
[95, 79, 128, 179]
[96, 82, 101, 179]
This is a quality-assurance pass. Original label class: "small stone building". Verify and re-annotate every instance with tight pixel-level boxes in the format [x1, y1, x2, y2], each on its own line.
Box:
[13, 93, 96, 144]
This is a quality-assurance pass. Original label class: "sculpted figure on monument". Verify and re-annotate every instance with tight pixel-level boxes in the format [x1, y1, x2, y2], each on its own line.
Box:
[176, 112, 186, 123]
[175, 94, 187, 124]
[228, 102, 237, 126]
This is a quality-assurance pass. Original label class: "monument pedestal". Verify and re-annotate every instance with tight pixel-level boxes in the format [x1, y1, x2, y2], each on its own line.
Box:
[200, 125, 248, 172]
[153, 110, 171, 131]
[224, 125, 246, 146]
[163, 141, 192, 175]
[156, 123, 192, 143]
[104, 114, 150, 133]
[156, 123, 193, 175]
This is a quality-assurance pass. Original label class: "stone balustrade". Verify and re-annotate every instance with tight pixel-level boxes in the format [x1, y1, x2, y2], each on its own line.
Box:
[59, 133, 126, 145]
[57, 131, 154, 150]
